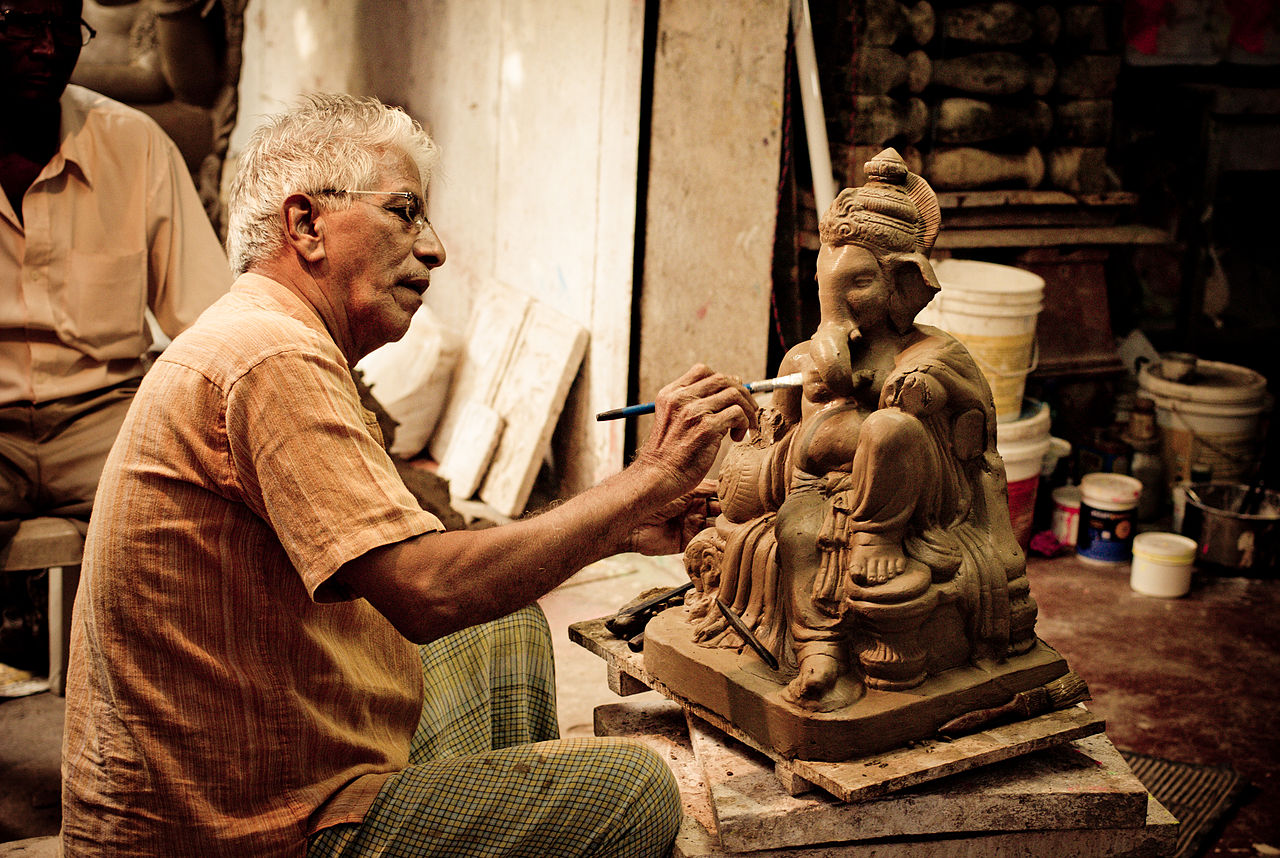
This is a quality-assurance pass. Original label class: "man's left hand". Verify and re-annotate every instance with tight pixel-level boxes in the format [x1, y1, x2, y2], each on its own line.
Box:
[626, 480, 720, 556]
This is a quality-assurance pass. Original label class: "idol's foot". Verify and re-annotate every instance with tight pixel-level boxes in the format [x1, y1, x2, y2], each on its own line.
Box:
[782, 653, 860, 712]
[851, 538, 908, 585]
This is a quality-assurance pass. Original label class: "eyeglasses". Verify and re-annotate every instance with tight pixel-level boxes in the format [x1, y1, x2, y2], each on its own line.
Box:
[0, 9, 97, 46]
[319, 189, 430, 234]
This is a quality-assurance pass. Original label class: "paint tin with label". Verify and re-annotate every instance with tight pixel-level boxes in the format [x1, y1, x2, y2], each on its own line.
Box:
[1076, 473, 1143, 564]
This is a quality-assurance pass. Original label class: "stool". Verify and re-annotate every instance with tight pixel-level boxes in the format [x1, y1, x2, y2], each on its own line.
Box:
[0, 518, 84, 696]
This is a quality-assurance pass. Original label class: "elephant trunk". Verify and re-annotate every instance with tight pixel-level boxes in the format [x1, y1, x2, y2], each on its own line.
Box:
[810, 319, 860, 397]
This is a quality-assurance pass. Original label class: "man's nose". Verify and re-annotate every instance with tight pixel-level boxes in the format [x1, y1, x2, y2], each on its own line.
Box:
[413, 224, 446, 268]
[30, 25, 59, 55]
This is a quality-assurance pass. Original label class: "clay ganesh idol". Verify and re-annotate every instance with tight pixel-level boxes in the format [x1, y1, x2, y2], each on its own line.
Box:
[643, 149, 1068, 762]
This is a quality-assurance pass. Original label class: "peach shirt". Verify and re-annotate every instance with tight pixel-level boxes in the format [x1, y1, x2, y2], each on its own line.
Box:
[0, 85, 229, 406]
[61, 275, 443, 856]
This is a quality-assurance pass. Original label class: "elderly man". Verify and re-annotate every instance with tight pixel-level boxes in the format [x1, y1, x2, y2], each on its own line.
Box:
[0, 0, 229, 665]
[61, 92, 756, 857]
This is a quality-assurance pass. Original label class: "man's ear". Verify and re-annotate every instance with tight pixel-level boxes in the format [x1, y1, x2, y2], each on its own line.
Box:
[281, 193, 326, 263]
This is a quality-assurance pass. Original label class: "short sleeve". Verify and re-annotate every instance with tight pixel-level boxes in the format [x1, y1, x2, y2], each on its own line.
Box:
[223, 344, 442, 597]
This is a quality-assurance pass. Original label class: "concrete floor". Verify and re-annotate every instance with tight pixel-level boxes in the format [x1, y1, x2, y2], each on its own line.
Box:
[2, 552, 1277, 854]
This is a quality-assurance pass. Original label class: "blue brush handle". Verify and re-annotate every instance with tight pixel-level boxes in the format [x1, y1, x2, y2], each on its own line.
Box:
[595, 373, 802, 421]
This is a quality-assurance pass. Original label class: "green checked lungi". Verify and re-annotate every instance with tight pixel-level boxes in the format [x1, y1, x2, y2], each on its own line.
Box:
[308, 604, 682, 858]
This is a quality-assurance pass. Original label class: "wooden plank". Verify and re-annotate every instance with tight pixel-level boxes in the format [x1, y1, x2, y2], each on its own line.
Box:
[427, 282, 529, 464]
[636, 0, 789, 445]
[935, 224, 1169, 248]
[791, 708, 1105, 803]
[436, 400, 504, 500]
[479, 301, 588, 516]
[937, 190, 1138, 209]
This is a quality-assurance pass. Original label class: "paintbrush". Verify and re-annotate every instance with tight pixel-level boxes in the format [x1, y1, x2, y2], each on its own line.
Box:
[936, 671, 1091, 738]
[596, 373, 804, 421]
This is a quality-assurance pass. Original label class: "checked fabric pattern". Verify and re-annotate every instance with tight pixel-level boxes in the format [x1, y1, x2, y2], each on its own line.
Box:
[309, 605, 681, 858]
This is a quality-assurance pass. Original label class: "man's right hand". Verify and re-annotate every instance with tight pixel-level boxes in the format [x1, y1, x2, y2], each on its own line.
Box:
[631, 364, 758, 501]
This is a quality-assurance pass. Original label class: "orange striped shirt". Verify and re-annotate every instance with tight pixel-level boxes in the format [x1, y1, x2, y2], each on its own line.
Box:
[62, 273, 443, 856]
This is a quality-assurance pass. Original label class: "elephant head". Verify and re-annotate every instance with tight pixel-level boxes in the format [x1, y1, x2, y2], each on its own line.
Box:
[809, 149, 942, 395]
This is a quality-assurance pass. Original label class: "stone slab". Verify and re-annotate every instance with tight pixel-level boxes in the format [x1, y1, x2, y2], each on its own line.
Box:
[674, 798, 1176, 857]
[643, 606, 1075, 762]
[593, 699, 1175, 858]
[572, 616, 1105, 803]
[687, 714, 1149, 852]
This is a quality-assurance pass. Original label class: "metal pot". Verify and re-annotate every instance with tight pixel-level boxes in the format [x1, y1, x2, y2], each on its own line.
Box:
[1180, 483, 1280, 573]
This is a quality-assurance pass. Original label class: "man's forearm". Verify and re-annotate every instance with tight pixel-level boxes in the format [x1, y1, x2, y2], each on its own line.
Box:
[339, 462, 672, 643]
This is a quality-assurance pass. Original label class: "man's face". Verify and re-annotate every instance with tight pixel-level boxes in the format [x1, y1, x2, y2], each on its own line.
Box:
[0, 0, 84, 112]
[320, 149, 446, 360]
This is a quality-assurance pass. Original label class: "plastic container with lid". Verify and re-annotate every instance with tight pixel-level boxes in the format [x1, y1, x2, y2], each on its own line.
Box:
[1130, 532, 1197, 597]
[1076, 473, 1143, 564]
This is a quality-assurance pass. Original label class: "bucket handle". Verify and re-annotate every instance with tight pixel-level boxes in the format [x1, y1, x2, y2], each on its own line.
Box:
[967, 338, 1040, 379]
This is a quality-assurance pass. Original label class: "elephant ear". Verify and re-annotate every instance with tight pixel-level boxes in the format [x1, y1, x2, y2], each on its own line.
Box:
[886, 252, 941, 334]
[905, 171, 941, 256]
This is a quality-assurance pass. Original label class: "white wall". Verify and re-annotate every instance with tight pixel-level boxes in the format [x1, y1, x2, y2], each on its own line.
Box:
[232, 0, 646, 495]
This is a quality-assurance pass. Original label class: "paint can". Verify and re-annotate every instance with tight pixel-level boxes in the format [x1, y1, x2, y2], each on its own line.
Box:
[1076, 473, 1143, 564]
[1130, 532, 1197, 597]
[1051, 484, 1082, 547]
[915, 259, 1045, 423]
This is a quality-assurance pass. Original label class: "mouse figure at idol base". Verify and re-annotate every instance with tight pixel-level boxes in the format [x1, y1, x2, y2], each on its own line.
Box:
[643, 149, 1078, 762]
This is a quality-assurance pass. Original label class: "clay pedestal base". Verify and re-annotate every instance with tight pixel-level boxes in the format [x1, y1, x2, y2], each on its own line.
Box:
[571, 615, 1103, 801]
[642, 606, 1071, 762]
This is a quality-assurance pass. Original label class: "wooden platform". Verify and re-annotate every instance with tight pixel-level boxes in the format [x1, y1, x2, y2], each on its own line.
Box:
[570, 616, 1106, 802]
[596, 697, 1175, 857]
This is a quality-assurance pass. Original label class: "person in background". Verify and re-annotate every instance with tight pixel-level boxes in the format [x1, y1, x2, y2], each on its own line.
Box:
[0, 0, 229, 669]
[61, 92, 757, 857]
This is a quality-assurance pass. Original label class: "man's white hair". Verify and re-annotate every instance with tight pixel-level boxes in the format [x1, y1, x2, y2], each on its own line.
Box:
[226, 92, 440, 275]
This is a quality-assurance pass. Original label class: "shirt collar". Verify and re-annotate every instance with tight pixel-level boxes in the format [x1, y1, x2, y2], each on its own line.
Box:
[50, 86, 95, 188]
[231, 272, 338, 345]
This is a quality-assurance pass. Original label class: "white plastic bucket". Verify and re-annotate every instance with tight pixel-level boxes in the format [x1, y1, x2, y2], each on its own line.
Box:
[916, 259, 1045, 423]
[996, 400, 1053, 549]
[1076, 473, 1143, 564]
[1130, 532, 1197, 597]
[1137, 357, 1268, 486]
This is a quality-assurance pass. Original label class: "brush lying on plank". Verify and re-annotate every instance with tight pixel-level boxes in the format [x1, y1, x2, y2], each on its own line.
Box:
[936, 671, 1091, 738]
